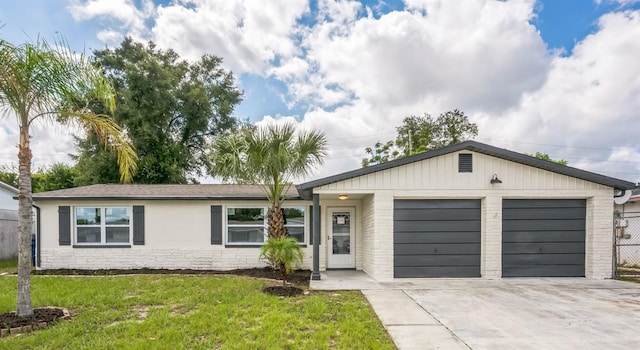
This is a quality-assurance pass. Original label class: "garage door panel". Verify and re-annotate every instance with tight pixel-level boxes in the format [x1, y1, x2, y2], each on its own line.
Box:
[503, 253, 585, 265]
[503, 219, 585, 231]
[502, 199, 585, 277]
[502, 265, 584, 277]
[395, 254, 480, 266]
[394, 208, 481, 221]
[394, 199, 481, 278]
[502, 199, 586, 209]
[395, 200, 481, 210]
[504, 231, 585, 243]
[395, 232, 480, 244]
[502, 242, 585, 254]
[395, 220, 481, 232]
[395, 243, 481, 255]
[502, 208, 586, 220]
[395, 266, 480, 278]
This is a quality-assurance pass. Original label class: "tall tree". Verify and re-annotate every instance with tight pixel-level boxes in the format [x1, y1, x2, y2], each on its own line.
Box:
[210, 121, 328, 238]
[363, 109, 478, 167]
[74, 38, 242, 185]
[0, 38, 136, 316]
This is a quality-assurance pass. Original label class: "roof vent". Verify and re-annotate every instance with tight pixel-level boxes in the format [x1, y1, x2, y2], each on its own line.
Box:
[458, 153, 472, 173]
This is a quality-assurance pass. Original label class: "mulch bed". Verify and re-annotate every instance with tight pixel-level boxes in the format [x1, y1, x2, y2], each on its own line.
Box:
[1, 268, 309, 337]
[33, 267, 311, 287]
[0, 307, 69, 337]
[263, 286, 304, 297]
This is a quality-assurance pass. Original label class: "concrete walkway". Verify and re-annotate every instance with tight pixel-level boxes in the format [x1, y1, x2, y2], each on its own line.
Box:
[311, 271, 469, 349]
[310, 271, 640, 350]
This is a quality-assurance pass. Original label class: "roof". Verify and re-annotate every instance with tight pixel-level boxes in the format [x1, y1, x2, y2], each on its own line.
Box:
[297, 140, 637, 198]
[32, 184, 302, 200]
[0, 181, 18, 194]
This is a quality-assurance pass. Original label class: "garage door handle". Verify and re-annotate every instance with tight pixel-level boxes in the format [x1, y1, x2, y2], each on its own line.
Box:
[539, 247, 542, 252]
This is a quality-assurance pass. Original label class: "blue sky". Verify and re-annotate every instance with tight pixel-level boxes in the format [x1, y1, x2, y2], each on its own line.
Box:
[1, 0, 639, 182]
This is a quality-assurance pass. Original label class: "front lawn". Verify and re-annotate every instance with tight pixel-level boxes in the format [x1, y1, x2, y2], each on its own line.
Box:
[0, 274, 395, 349]
[0, 259, 18, 275]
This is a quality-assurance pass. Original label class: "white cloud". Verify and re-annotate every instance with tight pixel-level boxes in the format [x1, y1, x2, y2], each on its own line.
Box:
[96, 29, 122, 43]
[150, 0, 309, 74]
[68, 0, 155, 41]
[57, 0, 640, 183]
[478, 9, 640, 182]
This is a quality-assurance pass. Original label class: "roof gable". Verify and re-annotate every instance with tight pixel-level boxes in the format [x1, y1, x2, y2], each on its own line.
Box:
[297, 141, 636, 198]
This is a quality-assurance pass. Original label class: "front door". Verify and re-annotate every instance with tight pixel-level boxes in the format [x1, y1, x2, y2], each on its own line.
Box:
[327, 208, 355, 268]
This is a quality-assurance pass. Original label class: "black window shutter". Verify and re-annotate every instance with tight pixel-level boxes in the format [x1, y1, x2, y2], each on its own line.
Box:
[133, 206, 145, 245]
[211, 205, 223, 245]
[58, 206, 71, 246]
[309, 205, 321, 245]
[458, 153, 473, 173]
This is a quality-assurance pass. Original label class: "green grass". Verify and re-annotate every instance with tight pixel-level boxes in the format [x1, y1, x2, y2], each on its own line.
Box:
[0, 275, 395, 349]
[0, 259, 18, 274]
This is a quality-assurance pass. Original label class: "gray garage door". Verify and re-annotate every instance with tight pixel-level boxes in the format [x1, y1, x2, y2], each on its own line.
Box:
[394, 199, 481, 278]
[502, 199, 586, 277]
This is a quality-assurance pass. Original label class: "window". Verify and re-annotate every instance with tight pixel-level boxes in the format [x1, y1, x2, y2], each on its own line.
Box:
[226, 206, 306, 245]
[75, 207, 130, 245]
[227, 207, 266, 244]
[284, 207, 305, 243]
[458, 153, 473, 173]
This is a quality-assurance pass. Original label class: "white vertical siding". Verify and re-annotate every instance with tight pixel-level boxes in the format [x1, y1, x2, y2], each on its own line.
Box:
[316, 151, 606, 192]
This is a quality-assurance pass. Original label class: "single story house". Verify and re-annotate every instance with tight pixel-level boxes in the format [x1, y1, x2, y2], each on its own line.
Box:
[33, 141, 636, 280]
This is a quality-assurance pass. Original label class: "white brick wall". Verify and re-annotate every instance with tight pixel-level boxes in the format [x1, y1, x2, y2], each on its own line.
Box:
[38, 199, 314, 271]
[482, 196, 502, 279]
[373, 191, 394, 281]
[40, 246, 316, 271]
[361, 195, 375, 276]
[316, 188, 616, 281]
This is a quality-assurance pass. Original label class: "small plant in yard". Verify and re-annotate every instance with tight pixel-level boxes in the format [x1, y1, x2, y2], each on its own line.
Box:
[259, 237, 303, 288]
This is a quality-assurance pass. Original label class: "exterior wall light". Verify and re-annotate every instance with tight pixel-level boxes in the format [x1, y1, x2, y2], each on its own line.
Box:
[490, 174, 502, 184]
[338, 194, 349, 200]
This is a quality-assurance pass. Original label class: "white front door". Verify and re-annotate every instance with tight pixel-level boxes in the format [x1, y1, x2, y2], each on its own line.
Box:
[327, 208, 355, 269]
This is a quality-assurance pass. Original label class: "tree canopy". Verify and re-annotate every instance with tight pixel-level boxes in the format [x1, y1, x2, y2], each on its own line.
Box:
[0, 164, 78, 192]
[74, 38, 242, 185]
[528, 152, 568, 165]
[362, 109, 478, 167]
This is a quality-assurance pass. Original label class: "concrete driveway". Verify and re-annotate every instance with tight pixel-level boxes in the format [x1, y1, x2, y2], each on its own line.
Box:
[402, 279, 640, 350]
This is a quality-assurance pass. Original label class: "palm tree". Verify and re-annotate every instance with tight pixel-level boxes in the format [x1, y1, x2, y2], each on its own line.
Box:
[0, 38, 137, 317]
[210, 121, 327, 238]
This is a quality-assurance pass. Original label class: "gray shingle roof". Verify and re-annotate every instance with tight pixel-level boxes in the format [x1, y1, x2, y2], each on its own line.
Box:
[32, 184, 301, 200]
[297, 140, 637, 198]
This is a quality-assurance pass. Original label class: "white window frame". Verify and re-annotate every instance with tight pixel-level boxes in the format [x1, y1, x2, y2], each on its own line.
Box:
[226, 206, 267, 245]
[74, 206, 131, 246]
[283, 206, 306, 244]
[225, 205, 306, 245]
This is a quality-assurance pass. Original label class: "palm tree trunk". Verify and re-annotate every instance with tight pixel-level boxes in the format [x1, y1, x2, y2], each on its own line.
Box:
[16, 122, 33, 317]
[268, 201, 286, 238]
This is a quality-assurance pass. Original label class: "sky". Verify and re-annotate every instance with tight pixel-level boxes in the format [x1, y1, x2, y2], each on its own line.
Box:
[1, 0, 639, 184]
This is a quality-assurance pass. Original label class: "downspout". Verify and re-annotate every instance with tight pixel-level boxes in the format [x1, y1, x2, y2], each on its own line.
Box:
[33, 204, 40, 268]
